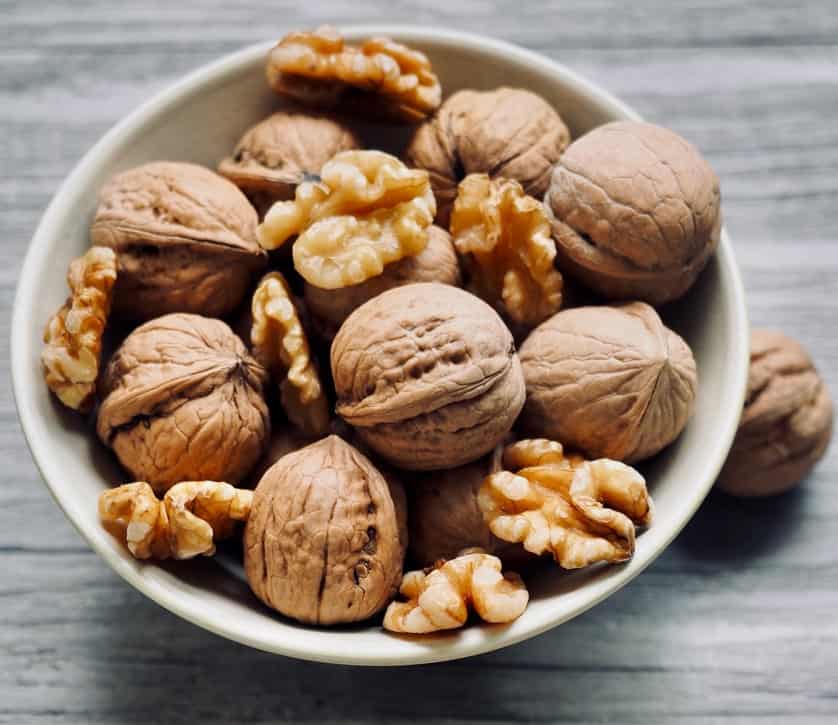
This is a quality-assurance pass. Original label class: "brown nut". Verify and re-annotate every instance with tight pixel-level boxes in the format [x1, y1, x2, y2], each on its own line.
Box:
[244, 435, 406, 625]
[519, 302, 697, 463]
[217, 110, 360, 215]
[331, 283, 526, 471]
[266, 26, 441, 122]
[405, 87, 570, 226]
[545, 121, 721, 305]
[96, 313, 270, 493]
[304, 225, 461, 339]
[717, 329, 833, 497]
[90, 161, 266, 321]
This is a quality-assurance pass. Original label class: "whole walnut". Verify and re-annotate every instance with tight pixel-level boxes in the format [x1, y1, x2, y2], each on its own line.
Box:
[519, 302, 697, 463]
[90, 162, 266, 321]
[97, 313, 270, 493]
[717, 329, 833, 497]
[331, 283, 526, 470]
[544, 121, 721, 305]
[217, 110, 360, 215]
[304, 225, 461, 339]
[404, 87, 570, 226]
[244, 435, 406, 625]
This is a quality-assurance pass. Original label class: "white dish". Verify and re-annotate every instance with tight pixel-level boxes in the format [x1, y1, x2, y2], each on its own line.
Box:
[11, 26, 749, 665]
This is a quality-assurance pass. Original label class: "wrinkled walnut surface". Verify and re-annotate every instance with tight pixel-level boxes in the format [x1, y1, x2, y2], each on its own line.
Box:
[251, 272, 330, 436]
[520, 302, 697, 463]
[717, 329, 833, 497]
[266, 27, 441, 121]
[383, 548, 528, 633]
[405, 87, 570, 226]
[218, 110, 360, 214]
[545, 121, 721, 305]
[97, 313, 270, 493]
[451, 174, 563, 329]
[479, 440, 653, 569]
[99, 481, 252, 560]
[258, 150, 435, 289]
[304, 224, 461, 339]
[244, 435, 405, 625]
[42, 246, 117, 412]
[331, 283, 526, 470]
[90, 161, 266, 320]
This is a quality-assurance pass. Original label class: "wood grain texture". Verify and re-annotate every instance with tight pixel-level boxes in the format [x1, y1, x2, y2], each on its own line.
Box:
[2, 1, 837, 722]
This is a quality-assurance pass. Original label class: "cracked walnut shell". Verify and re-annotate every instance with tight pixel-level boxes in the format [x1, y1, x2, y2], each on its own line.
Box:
[405, 87, 570, 226]
[244, 435, 406, 625]
[520, 303, 698, 463]
[383, 549, 528, 633]
[266, 27, 441, 121]
[717, 329, 833, 497]
[331, 283, 526, 471]
[99, 481, 253, 560]
[90, 161, 266, 321]
[42, 246, 117, 412]
[96, 313, 270, 493]
[451, 174, 563, 329]
[545, 121, 721, 304]
[478, 440, 653, 569]
[258, 150, 436, 289]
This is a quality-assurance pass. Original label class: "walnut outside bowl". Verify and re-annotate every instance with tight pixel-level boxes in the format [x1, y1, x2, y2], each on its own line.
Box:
[11, 26, 748, 666]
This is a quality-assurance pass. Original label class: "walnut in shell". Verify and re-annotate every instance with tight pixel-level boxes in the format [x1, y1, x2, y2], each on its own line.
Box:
[96, 313, 270, 493]
[266, 27, 441, 122]
[405, 87, 570, 226]
[244, 435, 406, 625]
[90, 161, 266, 321]
[544, 121, 721, 305]
[304, 224, 461, 339]
[217, 110, 360, 215]
[519, 303, 698, 463]
[717, 329, 833, 497]
[331, 283, 526, 471]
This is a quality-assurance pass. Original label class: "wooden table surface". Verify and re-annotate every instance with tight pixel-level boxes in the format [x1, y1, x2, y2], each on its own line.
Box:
[3, 2, 837, 723]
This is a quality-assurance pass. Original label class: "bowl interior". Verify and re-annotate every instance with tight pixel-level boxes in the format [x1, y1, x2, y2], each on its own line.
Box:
[12, 26, 748, 665]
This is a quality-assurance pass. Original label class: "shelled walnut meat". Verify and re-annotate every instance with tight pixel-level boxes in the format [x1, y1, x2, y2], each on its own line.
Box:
[717, 329, 833, 497]
[405, 87, 570, 226]
[90, 161, 266, 321]
[97, 313, 270, 493]
[545, 121, 721, 305]
[331, 283, 526, 471]
[520, 303, 698, 464]
[244, 435, 406, 625]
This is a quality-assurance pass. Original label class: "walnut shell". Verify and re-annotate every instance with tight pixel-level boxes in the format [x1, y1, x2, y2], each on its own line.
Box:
[331, 283, 526, 470]
[544, 121, 721, 305]
[243, 435, 406, 625]
[304, 225, 461, 339]
[404, 87, 570, 226]
[717, 329, 833, 497]
[519, 302, 697, 463]
[96, 313, 270, 493]
[217, 110, 360, 215]
[90, 162, 266, 321]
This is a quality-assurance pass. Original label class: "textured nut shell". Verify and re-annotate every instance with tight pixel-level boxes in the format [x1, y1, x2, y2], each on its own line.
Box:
[405, 87, 570, 226]
[96, 313, 270, 492]
[717, 329, 833, 497]
[243, 435, 405, 625]
[304, 225, 461, 339]
[519, 302, 697, 463]
[545, 121, 721, 305]
[90, 161, 266, 320]
[331, 283, 526, 470]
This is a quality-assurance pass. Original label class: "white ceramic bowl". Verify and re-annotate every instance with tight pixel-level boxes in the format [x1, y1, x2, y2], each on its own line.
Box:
[12, 26, 749, 665]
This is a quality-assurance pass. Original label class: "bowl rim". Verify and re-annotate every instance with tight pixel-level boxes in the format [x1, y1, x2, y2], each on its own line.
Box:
[11, 25, 750, 666]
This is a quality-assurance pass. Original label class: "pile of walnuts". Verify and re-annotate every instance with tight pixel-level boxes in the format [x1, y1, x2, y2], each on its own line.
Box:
[41, 27, 832, 635]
